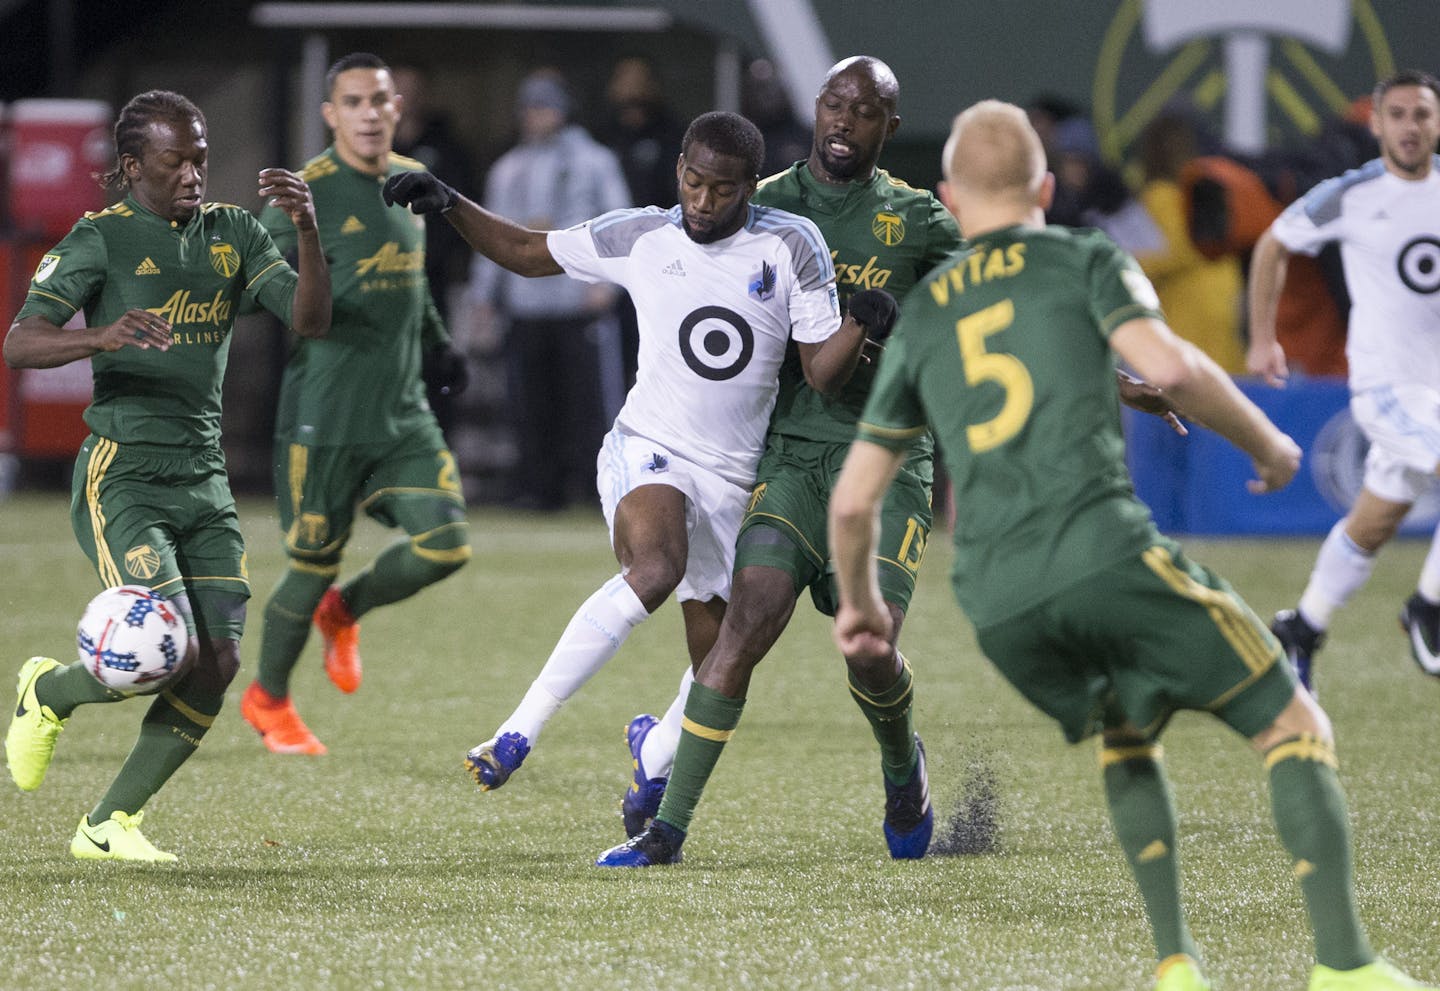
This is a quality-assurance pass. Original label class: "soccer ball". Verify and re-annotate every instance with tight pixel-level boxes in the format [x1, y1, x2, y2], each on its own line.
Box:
[77, 585, 185, 691]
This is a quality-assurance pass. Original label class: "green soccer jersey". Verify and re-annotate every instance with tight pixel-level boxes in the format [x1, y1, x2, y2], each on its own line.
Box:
[858, 224, 1164, 628]
[752, 164, 961, 450]
[18, 196, 296, 449]
[263, 148, 447, 446]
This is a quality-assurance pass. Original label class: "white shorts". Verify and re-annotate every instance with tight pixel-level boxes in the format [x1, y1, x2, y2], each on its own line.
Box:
[1351, 384, 1440, 504]
[596, 426, 747, 603]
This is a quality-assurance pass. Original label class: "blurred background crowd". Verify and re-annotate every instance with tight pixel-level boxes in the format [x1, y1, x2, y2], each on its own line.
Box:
[0, 0, 1431, 521]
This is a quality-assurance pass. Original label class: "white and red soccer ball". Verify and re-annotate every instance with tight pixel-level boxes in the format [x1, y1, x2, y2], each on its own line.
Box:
[77, 585, 185, 690]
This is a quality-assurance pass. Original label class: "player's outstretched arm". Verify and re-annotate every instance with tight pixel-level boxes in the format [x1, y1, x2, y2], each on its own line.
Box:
[1245, 227, 1291, 387]
[258, 167, 330, 339]
[1112, 315, 1300, 493]
[382, 172, 563, 279]
[4, 310, 173, 369]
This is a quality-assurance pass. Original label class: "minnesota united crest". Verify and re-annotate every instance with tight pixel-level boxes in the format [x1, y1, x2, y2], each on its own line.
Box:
[748, 260, 777, 302]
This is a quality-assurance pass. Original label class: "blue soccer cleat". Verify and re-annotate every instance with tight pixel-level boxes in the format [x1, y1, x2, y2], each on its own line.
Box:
[622, 713, 668, 838]
[596, 820, 685, 867]
[464, 731, 530, 791]
[883, 734, 933, 859]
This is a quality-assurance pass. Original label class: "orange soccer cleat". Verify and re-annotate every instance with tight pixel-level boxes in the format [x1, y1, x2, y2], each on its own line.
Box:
[240, 681, 328, 755]
[313, 585, 362, 693]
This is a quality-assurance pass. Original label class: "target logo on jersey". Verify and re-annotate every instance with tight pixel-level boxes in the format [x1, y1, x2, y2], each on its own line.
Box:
[76, 585, 185, 691]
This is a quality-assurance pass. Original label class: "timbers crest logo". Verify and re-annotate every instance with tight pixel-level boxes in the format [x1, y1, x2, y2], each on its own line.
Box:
[871, 211, 905, 247]
[1093, 0, 1394, 163]
[125, 544, 162, 580]
[209, 243, 240, 278]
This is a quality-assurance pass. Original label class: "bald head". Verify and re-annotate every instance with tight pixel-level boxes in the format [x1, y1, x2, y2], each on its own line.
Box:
[819, 56, 899, 106]
[943, 100, 1046, 202]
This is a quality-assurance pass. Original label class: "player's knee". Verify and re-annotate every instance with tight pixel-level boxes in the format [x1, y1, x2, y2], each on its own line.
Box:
[1251, 686, 1333, 752]
[623, 557, 685, 610]
[411, 520, 471, 581]
[189, 638, 242, 695]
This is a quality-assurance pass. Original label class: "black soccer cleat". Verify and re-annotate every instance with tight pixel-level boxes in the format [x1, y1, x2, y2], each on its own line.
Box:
[1399, 593, 1440, 678]
[1271, 609, 1325, 693]
[595, 820, 685, 868]
[883, 734, 933, 859]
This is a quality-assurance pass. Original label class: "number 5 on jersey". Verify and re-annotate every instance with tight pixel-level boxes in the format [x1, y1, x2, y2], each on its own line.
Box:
[957, 299, 1033, 453]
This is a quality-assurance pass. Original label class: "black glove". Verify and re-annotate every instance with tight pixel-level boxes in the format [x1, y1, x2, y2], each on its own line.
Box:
[382, 171, 458, 215]
[422, 344, 470, 397]
[845, 288, 900, 342]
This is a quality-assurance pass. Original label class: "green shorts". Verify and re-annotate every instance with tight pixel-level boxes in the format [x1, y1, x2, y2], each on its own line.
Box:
[736, 433, 933, 616]
[70, 435, 249, 639]
[974, 540, 1296, 744]
[275, 420, 465, 563]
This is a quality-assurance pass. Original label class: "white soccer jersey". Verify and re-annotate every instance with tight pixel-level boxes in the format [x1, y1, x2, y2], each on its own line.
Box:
[1270, 156, 1440, 393]
[547, 204, 840, 486]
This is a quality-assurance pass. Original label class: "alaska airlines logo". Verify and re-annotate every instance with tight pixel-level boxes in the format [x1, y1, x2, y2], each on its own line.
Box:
[871, 211, 905, 246]
[146, 289, 233, 328]
[1398, 236, 1440, 294]
[356, 241, 424, 276]
[124, 545, 162, 580]
[209, 243, 240, 278]
[834, 253, 894, 291]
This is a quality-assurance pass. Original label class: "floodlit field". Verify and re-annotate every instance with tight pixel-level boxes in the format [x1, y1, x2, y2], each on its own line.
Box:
[0, 493, 1436, 991]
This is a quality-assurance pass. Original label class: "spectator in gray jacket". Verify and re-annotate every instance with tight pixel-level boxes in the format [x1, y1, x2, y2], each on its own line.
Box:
[467, 69, 632, 510]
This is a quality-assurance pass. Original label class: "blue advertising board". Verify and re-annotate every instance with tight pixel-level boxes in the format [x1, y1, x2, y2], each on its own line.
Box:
[1125, 377, 1440, 536]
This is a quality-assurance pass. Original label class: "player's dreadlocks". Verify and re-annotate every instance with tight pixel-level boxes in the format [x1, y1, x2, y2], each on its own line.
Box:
[681, 111, 766, 179]
[97, 90, 206, 190]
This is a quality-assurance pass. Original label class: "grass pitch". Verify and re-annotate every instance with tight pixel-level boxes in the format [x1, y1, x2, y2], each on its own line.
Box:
[0, 493, 1436, 991]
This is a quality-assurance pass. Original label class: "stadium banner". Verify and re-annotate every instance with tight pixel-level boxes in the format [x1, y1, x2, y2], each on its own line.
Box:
[1126, 377, 1440, 536]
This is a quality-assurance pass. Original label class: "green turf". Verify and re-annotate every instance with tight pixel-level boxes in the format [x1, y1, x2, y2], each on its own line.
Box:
[0, 493, 1436, 990]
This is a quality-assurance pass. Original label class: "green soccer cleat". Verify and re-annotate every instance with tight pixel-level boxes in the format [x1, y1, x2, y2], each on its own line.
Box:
[1310, 959, 1438, 991]
[5, 656, 66, 791]
[71, 810, 178, 863]
[1155, 954, 1211, 991]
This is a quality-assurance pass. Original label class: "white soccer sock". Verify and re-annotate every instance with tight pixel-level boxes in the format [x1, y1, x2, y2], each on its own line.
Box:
[640, 664, 694, 778]
[1297, 520, 1378, 630]
[1416, 522, 1440, 603]
[497, 574, 650, 743]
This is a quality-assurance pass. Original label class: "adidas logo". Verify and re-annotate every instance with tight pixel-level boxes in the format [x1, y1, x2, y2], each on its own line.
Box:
[340, 215, 366, 235]
[661, 259, 685, 277]
[134, 257, 161, 276]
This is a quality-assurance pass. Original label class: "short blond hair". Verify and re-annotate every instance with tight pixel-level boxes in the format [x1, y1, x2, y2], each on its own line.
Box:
[942, 100, 1046, 202]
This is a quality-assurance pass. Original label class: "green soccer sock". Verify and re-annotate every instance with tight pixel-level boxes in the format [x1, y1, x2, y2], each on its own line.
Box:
[91, 680, 222, 821]
[256, 566, 332, 698]
[848, 655, 918, 785]
[1266, 735, 1373, 971]
[654, 681, 746, 834]
[1101, 742, 1196, 963]
[35, 662, 127, 719]
[342, 531, 467, 619]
